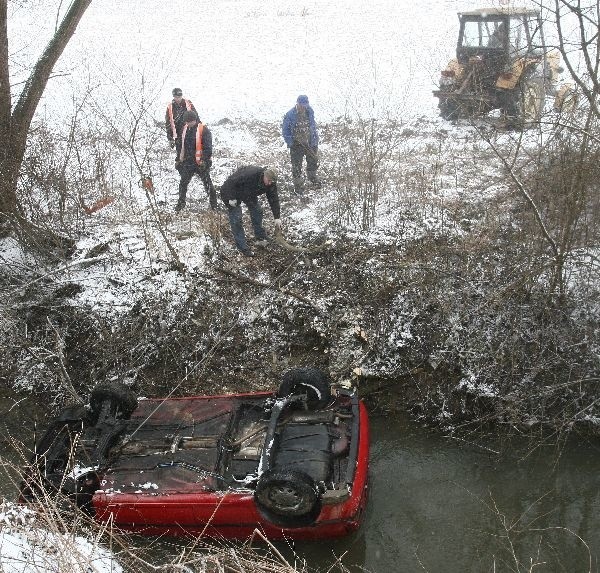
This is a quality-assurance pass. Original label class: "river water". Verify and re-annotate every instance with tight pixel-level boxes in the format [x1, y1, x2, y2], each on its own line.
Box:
[2, 404, 599, 572]
[288, 414, 600, 572]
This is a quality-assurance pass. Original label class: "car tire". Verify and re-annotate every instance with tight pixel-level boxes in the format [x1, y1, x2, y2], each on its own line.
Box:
[255, 468, 322, 528]
[277, 367, 332, 409]
[56, 404, 90, 423]
[89, 383, 138, 423]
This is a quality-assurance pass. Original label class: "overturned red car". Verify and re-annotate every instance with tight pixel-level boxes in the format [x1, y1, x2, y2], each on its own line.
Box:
[22, 368, 369, 540]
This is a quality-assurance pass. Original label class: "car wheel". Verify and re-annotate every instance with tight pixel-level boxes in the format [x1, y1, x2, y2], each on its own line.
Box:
[89, 383, 138, 423]
[277, 367, 332, 409]
[255, 468, 322, 528]
[56, 404, 90, 423]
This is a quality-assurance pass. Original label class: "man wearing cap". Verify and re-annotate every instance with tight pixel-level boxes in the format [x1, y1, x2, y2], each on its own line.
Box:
[174, 110, 217, 212]
[165, 88, 196, 151]
[282, 95, 321, 195]
[219, 166, 282, 257]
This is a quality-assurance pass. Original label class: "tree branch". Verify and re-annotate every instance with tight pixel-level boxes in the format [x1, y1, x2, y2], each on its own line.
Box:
[11, 0, 91, 152]
[0, 0, 10, 132]
[214, 265, 324, 315]
[484, 135, 559, 259]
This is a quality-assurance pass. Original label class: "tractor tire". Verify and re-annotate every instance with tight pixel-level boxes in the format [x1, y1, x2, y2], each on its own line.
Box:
[504, 79, 545, 127]
[438, 98, 460, 121]
[255, 468, 322, 528]
[521, 79, 545, 123]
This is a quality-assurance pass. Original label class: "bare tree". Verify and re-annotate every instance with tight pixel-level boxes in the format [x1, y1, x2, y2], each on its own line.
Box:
[551, 0, 599, 118]
[0, 0, 91, 244]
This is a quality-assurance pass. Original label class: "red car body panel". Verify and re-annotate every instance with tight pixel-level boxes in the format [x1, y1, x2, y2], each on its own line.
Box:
[90, 394, 370, 540]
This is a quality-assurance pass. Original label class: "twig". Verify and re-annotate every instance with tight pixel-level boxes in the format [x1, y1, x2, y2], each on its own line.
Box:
[215, 265, 324, 316]
[46, 317, 83, 404]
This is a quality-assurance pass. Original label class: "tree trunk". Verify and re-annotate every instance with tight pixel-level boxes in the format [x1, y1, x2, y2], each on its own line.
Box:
[0, 0, 92, 234]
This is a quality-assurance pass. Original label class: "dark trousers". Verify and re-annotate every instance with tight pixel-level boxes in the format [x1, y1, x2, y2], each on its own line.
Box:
[290, 142, 318, 182]
[177, 160, 217, 208]
[226, 200, 267, 252]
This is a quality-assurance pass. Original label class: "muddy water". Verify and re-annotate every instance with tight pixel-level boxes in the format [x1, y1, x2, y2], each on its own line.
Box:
[288, 415, 600, 572]
[2, 401, 599, 572]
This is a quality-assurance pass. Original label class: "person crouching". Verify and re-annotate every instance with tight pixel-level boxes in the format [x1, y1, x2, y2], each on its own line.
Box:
[220, 166, 282, 257]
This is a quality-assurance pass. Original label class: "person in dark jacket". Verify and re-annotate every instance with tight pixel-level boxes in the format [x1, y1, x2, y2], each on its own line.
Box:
[220, 166, 282, 257]
[174, 110, 217, 212]
[165, 87, 196, 151]
[282, 94, 321, 195]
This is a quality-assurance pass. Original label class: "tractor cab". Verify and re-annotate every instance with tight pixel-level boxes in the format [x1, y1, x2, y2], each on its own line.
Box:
[434, 7, 559, 125]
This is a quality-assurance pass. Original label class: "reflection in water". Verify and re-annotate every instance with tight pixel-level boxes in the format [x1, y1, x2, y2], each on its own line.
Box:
[286, 415, 600, 572]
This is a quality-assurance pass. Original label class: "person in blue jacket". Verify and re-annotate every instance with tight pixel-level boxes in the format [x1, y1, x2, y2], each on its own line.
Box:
[282, 95, 321, 195]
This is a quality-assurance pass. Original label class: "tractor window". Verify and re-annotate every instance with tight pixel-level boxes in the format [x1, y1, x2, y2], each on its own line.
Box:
[462, 19, 504, 48]
[508, 16, 527, 56]
[526, 15, 543, 51]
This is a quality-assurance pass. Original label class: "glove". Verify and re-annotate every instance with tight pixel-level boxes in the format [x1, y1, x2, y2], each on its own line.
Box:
[169, 140, 175, 148]
[273, 218, 282, 230]
[228, 199, 238, 207]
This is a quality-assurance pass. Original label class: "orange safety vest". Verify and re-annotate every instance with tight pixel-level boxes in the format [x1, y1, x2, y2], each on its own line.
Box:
[179, 122, 205, 164]
[167, 98, 193, 139]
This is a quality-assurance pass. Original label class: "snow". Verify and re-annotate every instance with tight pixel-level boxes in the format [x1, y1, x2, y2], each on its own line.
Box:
[8, 0, 530, 125]
[0, 529, 122, 573]
[2, 0, 598, 567]
[0, 503, 121, 573]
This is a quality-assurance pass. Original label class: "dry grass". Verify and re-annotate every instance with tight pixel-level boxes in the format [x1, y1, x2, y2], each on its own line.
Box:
[0, 438, 326, 573]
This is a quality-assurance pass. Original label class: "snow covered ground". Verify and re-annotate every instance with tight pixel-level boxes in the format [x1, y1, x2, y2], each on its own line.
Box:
[0, 503, 121, 573]
[9, 0, 530, 125]
[2, 1, 598, 570]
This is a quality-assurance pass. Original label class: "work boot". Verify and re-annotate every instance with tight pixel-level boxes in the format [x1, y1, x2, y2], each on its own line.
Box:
[174, 200, 185, 212]
[240, 248, 254, 258]
[293, 177, 304, 196]
[308, 175, 322, 189]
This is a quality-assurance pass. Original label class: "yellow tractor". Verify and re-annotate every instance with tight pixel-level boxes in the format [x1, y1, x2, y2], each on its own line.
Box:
[433, 7, 562, 125]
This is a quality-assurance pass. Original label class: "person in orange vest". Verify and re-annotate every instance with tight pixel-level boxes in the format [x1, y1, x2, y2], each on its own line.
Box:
[165, 88, 196, 151]
[174, 110, 217, 212]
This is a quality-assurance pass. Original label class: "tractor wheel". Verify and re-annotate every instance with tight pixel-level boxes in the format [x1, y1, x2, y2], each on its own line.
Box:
[521, 79, 545, 123]
[505, 79, 545, 127]
[255, 468, 322, 528]
[438, 98, 460, 121]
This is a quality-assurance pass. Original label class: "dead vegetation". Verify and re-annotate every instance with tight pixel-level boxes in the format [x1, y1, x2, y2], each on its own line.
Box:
[1, 110, 599, 449]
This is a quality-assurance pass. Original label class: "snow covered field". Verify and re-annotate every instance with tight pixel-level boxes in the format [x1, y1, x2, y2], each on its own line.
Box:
[9, 0, 520, 125]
